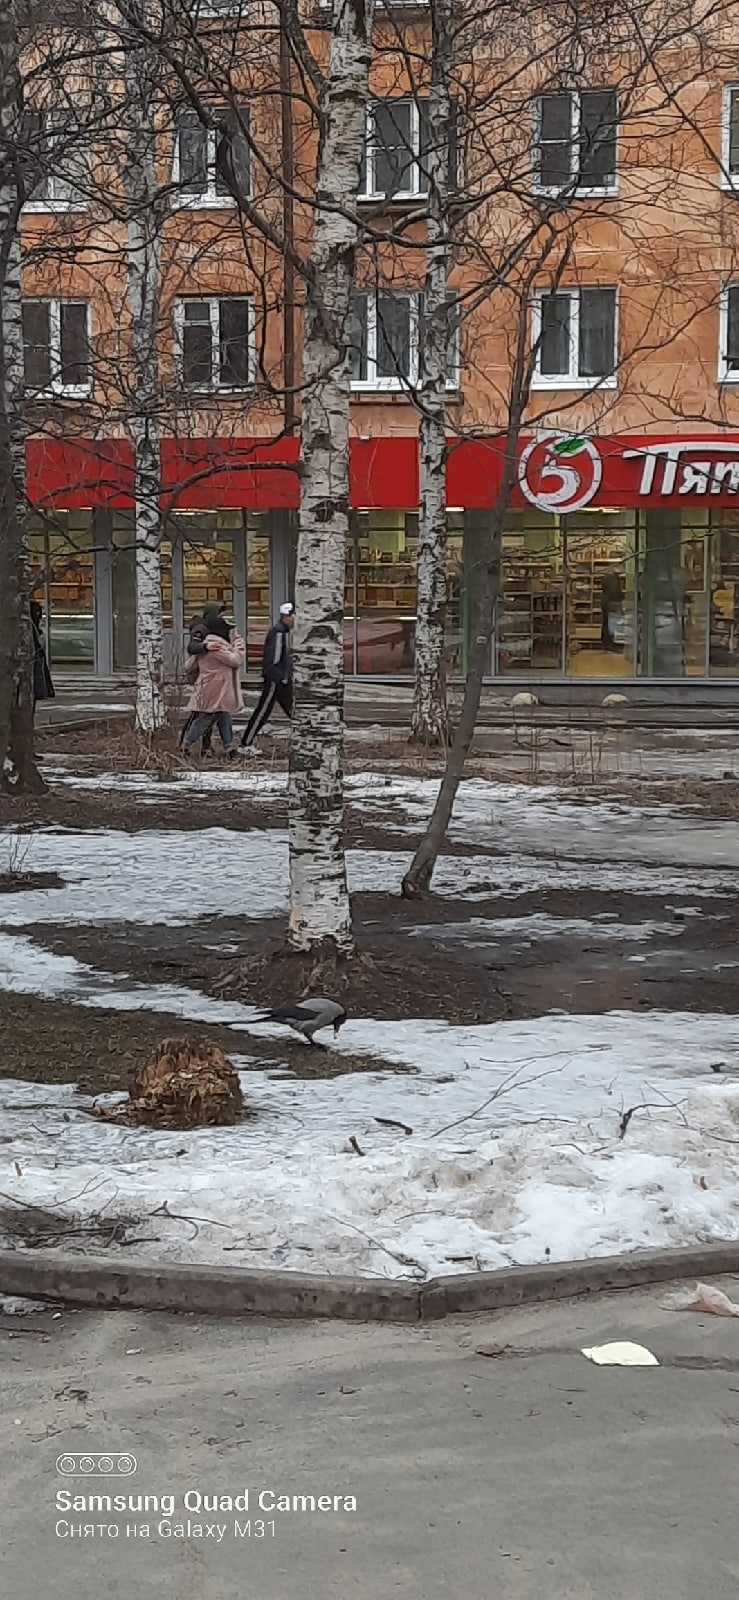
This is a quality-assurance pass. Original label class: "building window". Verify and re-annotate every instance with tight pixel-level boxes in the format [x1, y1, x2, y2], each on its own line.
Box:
[349, 290, 459, 390]
[361, 100, 429, 199]
[23, 111, 88, 210]
[722, 87, 739, 188]
[719, 284, 739, 379]
[532, 287, 617, 388]
[176, 297, 254, 389]
[172, 107, 250, 207]
[22, 299, 91, 396]
[535, 89, 617, 192]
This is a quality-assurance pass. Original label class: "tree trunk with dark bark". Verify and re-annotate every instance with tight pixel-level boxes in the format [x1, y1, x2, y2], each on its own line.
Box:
[0, 3, 45, 793]
[402, 308, 532, 896]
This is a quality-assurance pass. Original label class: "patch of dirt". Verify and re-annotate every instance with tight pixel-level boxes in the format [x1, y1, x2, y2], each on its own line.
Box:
[0, 992, 403, 1097]
[16, 873, 739, 1035]
[591, 776, 739, 822]
[0, 872, 65, 894]
[0, 773, 488, 854]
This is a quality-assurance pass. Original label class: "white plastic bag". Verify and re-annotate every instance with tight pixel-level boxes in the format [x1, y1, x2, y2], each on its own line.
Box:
[661, 1282, 739, 1318]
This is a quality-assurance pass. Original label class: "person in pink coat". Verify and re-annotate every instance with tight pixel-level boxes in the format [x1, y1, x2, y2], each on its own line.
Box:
[183, 606, 245, 759]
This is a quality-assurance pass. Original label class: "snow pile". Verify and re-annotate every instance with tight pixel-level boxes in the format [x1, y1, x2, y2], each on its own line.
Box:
[0, 1004, 738, 1279]
[0, 1074, 736, 1280]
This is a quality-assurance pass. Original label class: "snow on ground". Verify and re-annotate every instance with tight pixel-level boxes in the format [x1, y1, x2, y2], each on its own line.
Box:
[3, 766, 739, 1278]
[2, 825, 739, 933]
[408, 914, 689, 948]
[42, 761, 739, 871]
[1, 1005, 738, 1278]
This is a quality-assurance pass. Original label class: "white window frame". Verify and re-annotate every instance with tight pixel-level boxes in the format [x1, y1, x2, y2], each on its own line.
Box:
[534, 89, 618, 199]
[721, 84, 739, 192]
[23, 298, 92, 398]
[350, 291, 459, 392]
[171, 113, 244, 210]
[174, 296, 255, 391]
[23, 112, 89, 214]
[531, 287, 618, 390]
[360, 100, 427, 201]
[196, 0, 245, 14]
[718, 283, 739, 381]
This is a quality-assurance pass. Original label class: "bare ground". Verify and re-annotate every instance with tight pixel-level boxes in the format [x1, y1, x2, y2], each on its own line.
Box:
[2, 724, 739, 1093]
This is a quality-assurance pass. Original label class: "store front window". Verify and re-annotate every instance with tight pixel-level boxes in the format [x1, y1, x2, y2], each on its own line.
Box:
[497, 512, 563, 673]
[346, 511, 468, 675]
[710, 511, 739, 674]
[637, 511, 708, 677]
[27, 511, 94, 670]
[565, 512, 636, 677]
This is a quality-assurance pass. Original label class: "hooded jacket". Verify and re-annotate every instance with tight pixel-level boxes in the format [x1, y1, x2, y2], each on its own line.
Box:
[263, 619, 293, 685]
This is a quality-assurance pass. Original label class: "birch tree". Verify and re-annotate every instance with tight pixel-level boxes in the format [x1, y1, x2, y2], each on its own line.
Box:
[287, 0, 376, 956]
[0, 0, 44, 792]
[118, 1, 166, 734]
[409, 0, 453, 747]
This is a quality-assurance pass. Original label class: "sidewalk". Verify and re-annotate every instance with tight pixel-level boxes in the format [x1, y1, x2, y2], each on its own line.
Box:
[2, 1281, 738, 1598]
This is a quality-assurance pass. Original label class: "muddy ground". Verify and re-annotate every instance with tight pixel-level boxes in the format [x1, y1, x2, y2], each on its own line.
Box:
[2, 722, 739, 1097]
[5, 875, 739, 1098]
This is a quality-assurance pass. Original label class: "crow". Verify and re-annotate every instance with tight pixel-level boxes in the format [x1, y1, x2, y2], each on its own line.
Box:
[251, 997, 348, 1047]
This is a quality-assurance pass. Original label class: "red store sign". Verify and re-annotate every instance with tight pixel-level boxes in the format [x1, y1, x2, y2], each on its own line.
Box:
[25, 431, 739, 512]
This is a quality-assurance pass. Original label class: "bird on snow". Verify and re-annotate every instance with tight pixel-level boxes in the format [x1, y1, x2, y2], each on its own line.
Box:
[251, 997, 348, 1047]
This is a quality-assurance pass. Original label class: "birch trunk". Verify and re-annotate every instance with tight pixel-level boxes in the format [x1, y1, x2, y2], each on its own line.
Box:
[123, 19, 165, 734]
[403, 312, 531, 897]
[0, 4, 45, 792]
[410, 0, 452, 747]
[287, 0, 375, 955]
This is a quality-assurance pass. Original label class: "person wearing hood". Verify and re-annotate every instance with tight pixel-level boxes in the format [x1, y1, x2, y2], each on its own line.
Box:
[239, 602, 294, 753]
[30, 600, 55, 708]
[182, 601, 245, 759]
[180, 602, 224, 753]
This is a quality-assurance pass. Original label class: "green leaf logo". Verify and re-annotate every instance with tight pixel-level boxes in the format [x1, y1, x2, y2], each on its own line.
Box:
[551, 436, 587, 457]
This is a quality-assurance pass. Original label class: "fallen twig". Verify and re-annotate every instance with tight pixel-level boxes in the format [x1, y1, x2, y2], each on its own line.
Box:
[374, 1116, 413, 1135]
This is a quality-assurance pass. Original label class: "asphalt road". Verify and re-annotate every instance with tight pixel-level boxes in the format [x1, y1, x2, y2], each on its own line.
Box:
[2, 1284, 739, 1598]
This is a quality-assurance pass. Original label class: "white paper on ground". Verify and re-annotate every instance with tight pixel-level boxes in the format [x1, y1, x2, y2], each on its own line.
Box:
[581, 1341, 660, 1366]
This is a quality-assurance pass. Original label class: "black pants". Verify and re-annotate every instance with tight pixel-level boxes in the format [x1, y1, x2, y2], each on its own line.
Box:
[241, 679, 293, 747]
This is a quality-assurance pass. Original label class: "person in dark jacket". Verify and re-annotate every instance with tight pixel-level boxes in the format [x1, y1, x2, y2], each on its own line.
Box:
[30, 600, 55, 707]
[239, 603, 294, 752]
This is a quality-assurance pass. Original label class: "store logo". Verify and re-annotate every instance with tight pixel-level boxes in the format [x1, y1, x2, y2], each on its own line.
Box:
[518, 432, 602, 513]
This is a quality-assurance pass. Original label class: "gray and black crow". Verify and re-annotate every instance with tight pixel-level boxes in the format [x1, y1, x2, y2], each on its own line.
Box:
[251, 996, 347, 1047]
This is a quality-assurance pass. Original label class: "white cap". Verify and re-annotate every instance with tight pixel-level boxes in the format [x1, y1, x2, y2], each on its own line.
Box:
[279, 602, 294, 616]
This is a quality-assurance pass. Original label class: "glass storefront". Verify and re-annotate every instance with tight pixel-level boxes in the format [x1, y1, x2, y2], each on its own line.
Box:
[710, 511, 739, 674]
[28, 511, 95, 670]
[345, 511, 465, 674]
[27, 501, 739, 681]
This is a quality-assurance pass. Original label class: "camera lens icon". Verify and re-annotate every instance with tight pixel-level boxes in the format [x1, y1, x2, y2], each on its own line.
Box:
[56, 1453, 138, 1476]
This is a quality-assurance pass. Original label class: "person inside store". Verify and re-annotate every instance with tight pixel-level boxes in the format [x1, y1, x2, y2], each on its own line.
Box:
[240, 602, 295, 753]
[182, 602, 245, 761]
[600, 565, 624, 651]
[30, 599, 55, 709]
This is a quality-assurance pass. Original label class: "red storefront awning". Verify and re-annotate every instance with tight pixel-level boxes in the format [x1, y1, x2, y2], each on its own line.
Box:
[25, 431, 739, 513]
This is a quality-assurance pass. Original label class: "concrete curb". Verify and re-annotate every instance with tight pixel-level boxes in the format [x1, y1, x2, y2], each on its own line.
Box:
[2, 1242, 739, 1323]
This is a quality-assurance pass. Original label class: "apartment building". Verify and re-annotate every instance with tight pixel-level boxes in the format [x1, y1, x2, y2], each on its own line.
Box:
[19, 6, 739, 683]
